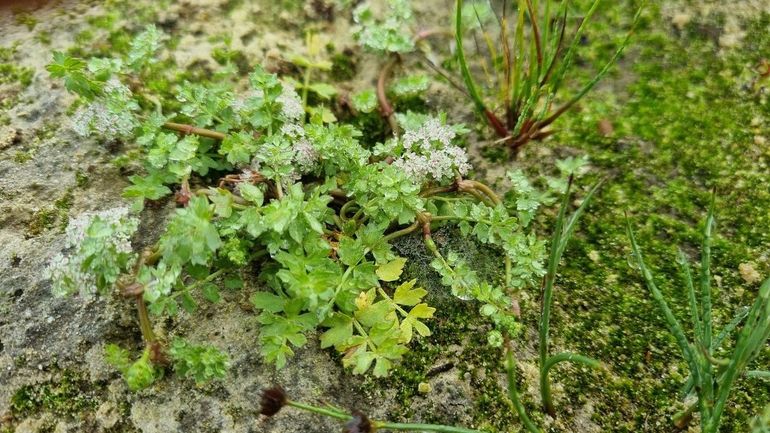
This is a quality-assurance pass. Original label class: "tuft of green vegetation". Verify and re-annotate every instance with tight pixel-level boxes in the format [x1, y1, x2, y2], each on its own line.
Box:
[26, 190, 74, 237]
[12, 10, 37, 31]
[44, 21, 573, 391]
[628, 196, 770, 433]
[330, 51, 357, 81]
[453, 0, 641, 157]
[0, 45, 34, 88]
[10, 371, 100, 418]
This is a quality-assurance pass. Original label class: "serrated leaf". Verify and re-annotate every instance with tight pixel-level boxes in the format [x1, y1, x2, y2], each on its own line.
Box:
[400, 303, 434, 343]
[351, 89, 377, 113]
[225, 276, 243, 289]
[320, 315, 353, 349]
[303, 211, 324, 234]
[104, 344, 131, 373]
[389, 74, 429, 97]
[208, 188, 234, 218]
[393, 279, 426, 306]
[372, 357, 392, 377]
[376, 257, 406, 282]
[180, 292, 197, 313]
[356, 299, 395, 328]
[251, 292, 285, 312]
[308, 83, 337, 99]
[201, 283, 221, 303]
[238, 183, 264, 205]
[354, 288, 375, 311]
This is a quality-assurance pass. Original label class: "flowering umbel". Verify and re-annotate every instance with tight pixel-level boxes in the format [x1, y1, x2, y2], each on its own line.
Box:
[343, 410, 374, 433]
[45, 207, 139, 297]
[259, 386, 288, 417]
[389, 116, 471, 184]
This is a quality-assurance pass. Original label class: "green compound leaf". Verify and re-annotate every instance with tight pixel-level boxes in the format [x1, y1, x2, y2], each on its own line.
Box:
[351, 89, 377, 113]
[376, 257, 406, 282]
[389, 75, 430, 98]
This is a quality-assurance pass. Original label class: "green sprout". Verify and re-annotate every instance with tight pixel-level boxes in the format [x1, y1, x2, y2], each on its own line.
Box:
[454, 0, 641, 157]
[627, 193, 770, 433]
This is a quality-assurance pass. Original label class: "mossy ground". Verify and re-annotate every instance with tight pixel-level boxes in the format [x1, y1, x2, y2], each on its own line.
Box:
[365, 1, 770, 432]
[1, 0, 768, 432]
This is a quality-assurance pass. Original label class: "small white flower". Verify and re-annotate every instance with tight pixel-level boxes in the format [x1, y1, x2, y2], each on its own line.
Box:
[402, 117, 456, 151]
[393, 117, 471, 183]
[292, 139, 318, 173]
[280, 123, 305, 138]
[103, 78, 132, 98]
[47, 207, 138, 297]
[71, 102, 136, 140]
[277, 83, 304, 121]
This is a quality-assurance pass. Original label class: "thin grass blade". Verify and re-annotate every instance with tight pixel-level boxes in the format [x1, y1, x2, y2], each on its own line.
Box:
[626, 219, 696, 367]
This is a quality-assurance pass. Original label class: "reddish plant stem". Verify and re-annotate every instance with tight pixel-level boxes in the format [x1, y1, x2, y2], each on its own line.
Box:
[377, 56, 400, 137]
[484, 109, 511, 142]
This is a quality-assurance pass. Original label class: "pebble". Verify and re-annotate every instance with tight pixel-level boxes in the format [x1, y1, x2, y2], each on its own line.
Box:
[739, 262, 761, 284]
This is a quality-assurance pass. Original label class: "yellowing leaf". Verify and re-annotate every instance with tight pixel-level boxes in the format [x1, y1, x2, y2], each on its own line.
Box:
[400, 303, 435, 343]
[409, 303, 435, 319]
[393, 279, 426, 306]
[377, 257, 407, 282]
[354, 288, 375, 311]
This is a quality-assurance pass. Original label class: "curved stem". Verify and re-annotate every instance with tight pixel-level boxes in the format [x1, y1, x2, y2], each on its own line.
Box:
[136, 295, 155, 343]
[378, 55, 400, 137]
[505, 347, 543, 433]
[454, 0, 486, 115]
[457, 179, 502, 206]
[287, 400, 484, 433]
[287, 401, 349, 421]
[340, 199, 359, 221]
[383, 222, 420, 242]
[378, 422, 483, 433]
[543, 352, 602, 378]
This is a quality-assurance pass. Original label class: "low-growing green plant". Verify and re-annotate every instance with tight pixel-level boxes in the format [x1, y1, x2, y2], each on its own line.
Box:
[454, 0, 641, 156]
[287, 32, 339, 122]
[45, 25, 564, 388]
[503, 173, 602, 431]
[627, 195, 770, 433]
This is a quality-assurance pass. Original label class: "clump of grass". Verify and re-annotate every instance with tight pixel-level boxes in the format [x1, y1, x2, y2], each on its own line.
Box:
[454, 0, 641, 157]
[627, 193, 770, 433]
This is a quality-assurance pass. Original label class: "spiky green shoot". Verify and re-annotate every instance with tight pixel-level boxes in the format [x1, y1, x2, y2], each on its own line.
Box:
[627, 193, 770, 433]
[454, 0, 641, 156]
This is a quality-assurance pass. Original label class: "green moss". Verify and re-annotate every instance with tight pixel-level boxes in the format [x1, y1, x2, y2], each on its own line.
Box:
[13, 150, 33, 163]
[0, 46, 34, 88]
[75, 170, 90, 188]
[75, 29, 95, 45]
[13, 10, 37, 31]
[10, 370, 100, 418]
[26, 190, 75, 237]
[27, 209, 59, 237]
[330, 52, 357, 81]
[35, 30, 52, 45]
[528, 4, 770, 432]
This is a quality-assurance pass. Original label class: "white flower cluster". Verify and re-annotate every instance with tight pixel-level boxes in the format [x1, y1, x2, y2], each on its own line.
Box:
[392, 118, 471, 184]
[72, 79, 138, 140]
[280, 123, 319, 174]
[63, 207, 135, 251]
[229, 89, 264, 114]
[71, 101, 136, 140]
[45, 207, 138, 297]
[103, 78, 132, 99]
[277, 83, 304, 121]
